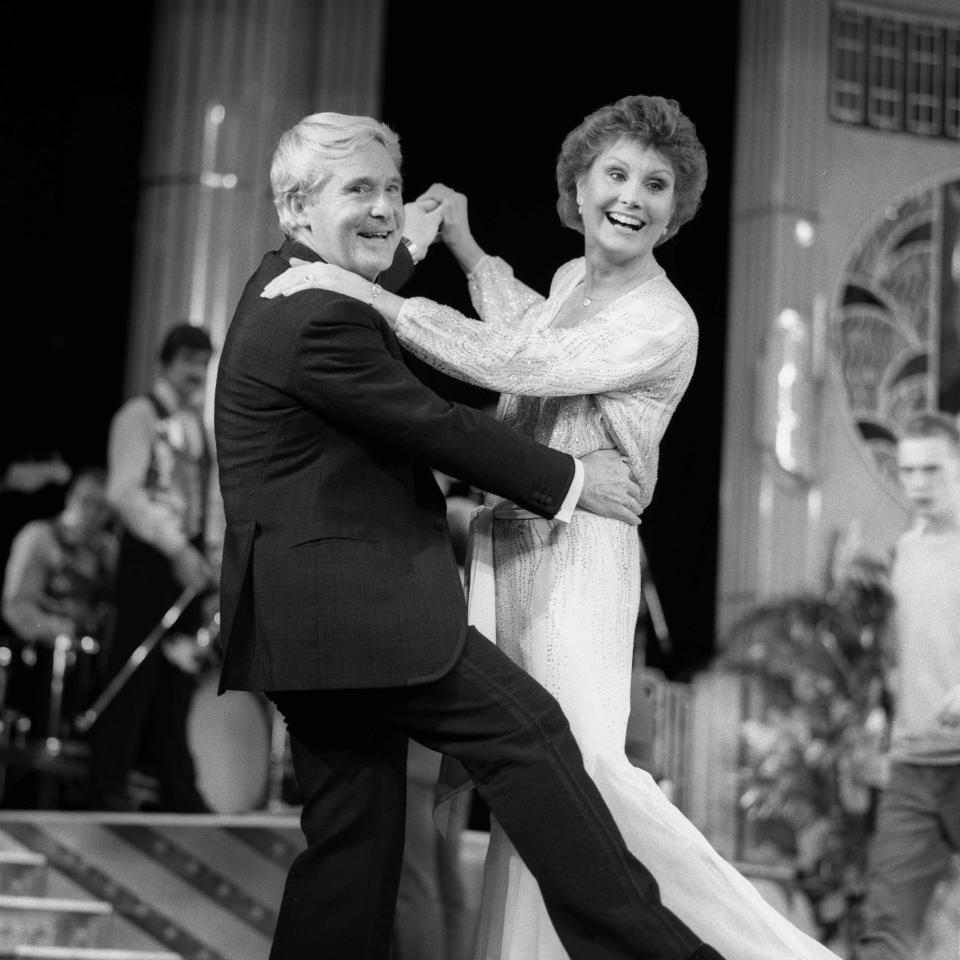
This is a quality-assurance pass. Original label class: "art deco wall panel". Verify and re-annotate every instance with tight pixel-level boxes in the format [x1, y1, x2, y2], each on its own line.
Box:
[718, 0, 960, 631]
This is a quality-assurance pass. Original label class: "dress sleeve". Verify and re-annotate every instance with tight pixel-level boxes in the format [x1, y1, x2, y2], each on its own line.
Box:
[395, 292, 697, 397]
[465, 256, 547, 328]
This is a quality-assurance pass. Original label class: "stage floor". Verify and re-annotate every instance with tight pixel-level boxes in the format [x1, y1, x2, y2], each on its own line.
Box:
[0, 812, 304, 959]
[2, 812, 954, 960]
[0, 811, 489, 960]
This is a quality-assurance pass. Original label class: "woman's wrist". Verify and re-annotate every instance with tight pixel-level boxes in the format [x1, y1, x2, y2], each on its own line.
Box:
[365, 280, 403, 326]
[447, 235, 486, 275]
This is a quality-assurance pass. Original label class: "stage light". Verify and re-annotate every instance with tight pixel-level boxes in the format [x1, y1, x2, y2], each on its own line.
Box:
[794, 219, 815, 248]
[756, 308, 819, 482]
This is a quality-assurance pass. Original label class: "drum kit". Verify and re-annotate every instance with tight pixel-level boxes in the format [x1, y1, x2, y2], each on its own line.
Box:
[0, 588, 290, 813]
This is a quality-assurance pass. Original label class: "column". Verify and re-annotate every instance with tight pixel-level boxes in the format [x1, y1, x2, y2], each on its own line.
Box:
[124, 0, 387, 398]
[717, 0, 832, 631]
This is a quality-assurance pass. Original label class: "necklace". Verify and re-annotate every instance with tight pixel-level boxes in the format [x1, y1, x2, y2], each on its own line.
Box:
[582, 291, 624, 307]
[581, 264, 661, 307]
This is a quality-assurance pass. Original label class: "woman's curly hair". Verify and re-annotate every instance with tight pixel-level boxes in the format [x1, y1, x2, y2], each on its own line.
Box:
[556, 94, 708, 244]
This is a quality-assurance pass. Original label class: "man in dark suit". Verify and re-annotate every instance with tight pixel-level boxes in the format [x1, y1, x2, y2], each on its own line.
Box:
[214, 111, 722, 960]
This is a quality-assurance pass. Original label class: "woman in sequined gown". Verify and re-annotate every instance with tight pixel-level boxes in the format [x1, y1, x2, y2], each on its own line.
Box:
[264, 95, 842, 960]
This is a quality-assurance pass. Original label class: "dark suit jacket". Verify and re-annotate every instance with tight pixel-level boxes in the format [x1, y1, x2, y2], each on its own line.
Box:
[214, 238, 575, 692]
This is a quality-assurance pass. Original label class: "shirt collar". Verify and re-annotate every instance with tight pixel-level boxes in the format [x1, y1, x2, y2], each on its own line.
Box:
[153, 378, 184, 414]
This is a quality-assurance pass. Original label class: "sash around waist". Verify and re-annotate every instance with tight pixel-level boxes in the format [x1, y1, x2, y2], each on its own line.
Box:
[486, 499, 540, 522]
[464, 498, 550, 642]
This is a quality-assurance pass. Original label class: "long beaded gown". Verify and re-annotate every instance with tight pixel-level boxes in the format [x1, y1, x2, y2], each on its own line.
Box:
[394, 255, 842, 960]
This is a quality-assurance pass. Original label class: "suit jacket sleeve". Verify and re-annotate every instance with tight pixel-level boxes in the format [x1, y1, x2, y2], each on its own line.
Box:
[293, 296, 574, 516]
[400, 345, 499, 408]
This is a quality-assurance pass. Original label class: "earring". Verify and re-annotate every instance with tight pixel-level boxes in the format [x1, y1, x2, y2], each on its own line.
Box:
[576, 198, 583, 215]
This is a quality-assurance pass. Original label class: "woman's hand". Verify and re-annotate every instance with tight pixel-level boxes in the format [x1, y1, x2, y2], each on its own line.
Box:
[261, 259, 372, 301]
[417, 183, 471, 247]
[261, 258, 405, 326]
[416, 183, 486, 274]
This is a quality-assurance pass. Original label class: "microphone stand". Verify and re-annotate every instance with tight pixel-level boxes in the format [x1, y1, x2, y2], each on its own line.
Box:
[74, 585, 201, 734]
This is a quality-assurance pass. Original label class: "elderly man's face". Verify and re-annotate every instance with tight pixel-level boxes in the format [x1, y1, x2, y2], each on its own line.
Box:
[300, 140, 404, 280]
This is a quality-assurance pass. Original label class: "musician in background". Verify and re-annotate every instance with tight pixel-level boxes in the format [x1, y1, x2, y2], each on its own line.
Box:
[2, 468, 115, 647]
[0, 454, 74, 614]
[88, 323, 222, 812]
[1, 468, 116, 778]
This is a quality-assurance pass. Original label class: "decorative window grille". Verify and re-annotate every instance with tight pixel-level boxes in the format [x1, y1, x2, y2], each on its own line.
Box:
[906, 24, 941, 134]
[867, 18, 904, 129]
[947, 29, 960, 137]
[831, 8, 868, 122]
[831, 3, 960, 140]
[831, 175, 960, 484]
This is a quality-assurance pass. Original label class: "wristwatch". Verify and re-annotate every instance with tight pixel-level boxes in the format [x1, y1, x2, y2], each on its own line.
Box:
[400, 236, 419, 261]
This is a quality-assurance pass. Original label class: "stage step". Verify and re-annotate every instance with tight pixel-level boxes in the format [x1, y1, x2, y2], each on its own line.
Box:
[0, 949, 181, 960]
[0, 813, 307, 960]
[0, 896, 114, 950]
[0, 852, 47, 896]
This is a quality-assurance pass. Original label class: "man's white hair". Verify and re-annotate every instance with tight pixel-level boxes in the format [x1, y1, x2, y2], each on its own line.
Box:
[271, 112, 402, 239]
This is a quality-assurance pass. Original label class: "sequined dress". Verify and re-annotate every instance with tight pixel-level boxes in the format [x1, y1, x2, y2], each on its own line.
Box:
[395, 256, 841, 960]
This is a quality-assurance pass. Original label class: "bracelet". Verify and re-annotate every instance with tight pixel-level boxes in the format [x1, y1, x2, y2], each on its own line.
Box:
[368, 283, 384, 306]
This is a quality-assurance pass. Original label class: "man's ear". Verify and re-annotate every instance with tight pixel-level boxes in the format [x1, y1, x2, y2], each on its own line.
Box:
[291, 194, 311, 230]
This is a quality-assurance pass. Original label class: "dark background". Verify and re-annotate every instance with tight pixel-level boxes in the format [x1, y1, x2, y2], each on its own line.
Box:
[0, 2, 153, 467]
[382, 3, 741, 674]
[0, 1, 740, 675]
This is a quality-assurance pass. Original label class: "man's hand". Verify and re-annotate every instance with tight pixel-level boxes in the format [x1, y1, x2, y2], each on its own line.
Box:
[937, 684, 960, 727]
[415, 184, 485, 273]
[577, 450, 642, 526]
[171, 543, 212, 593]
[161, 632, 207, 675]
[402, 200, 443, 262]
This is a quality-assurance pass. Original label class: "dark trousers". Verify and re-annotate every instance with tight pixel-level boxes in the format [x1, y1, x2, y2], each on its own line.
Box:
[393, 743, 473, 960]
[88, 532, 207, 812]
[856, 762, 960, 960]
[268, 627, 722, 960]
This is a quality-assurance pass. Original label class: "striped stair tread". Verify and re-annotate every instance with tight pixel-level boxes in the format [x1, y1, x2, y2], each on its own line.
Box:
[0, 853, 47, 896]
[0, 898, 111, 915]
[0, 815, 306, 960]
[0, 854, 46, 866]
[0, 949, 182, 960]
[0, 897, 114, 950]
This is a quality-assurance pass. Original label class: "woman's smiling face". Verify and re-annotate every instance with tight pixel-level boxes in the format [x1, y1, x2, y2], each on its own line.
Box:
[577, 137, 676, 266]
